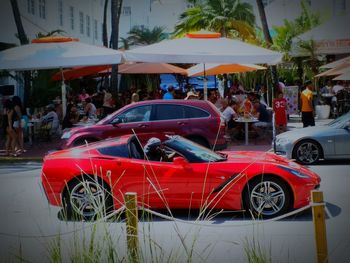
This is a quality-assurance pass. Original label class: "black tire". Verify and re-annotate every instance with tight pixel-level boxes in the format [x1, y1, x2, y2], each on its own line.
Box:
[293, 140, 321, 165]
[62, 176, 113, 221]
[244, 176, 291, 218]
[73, 138, 99, 147]
[188, 136, 210, 148]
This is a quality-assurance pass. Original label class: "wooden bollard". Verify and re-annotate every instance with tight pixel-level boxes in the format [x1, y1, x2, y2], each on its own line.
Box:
[125, 192, 139, 263]
[311, 190, 328, 263]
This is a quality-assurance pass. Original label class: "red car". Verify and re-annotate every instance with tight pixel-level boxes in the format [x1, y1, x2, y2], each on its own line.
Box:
[42, 134, 321, 219]
[61, 99, 227, 150]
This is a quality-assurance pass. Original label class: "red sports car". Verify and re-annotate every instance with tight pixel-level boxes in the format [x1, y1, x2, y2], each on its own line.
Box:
[41, 135, 321, 219]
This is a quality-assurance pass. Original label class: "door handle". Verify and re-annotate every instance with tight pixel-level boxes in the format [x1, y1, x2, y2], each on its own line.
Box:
[138, 124, 148, 128]
[177, 121, 187, 125]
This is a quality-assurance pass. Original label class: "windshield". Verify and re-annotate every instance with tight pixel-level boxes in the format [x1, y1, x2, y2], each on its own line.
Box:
[327, 113, 350, 128]
[165, 136, 226, 163]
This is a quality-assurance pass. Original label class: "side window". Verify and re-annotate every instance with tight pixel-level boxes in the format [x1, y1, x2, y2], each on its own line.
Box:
[155, 105, 185, 120]
[184, 106, 210, 118]
[113, 105, 152, 123]
[97, 144, 129, 158]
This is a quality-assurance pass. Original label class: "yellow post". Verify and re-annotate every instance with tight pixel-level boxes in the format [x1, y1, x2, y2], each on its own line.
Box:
[125, 192, 139, 263]
[311, 190, 328, 263]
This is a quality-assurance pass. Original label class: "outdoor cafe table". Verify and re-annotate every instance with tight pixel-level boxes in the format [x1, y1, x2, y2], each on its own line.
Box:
[234, 117, 258, 145]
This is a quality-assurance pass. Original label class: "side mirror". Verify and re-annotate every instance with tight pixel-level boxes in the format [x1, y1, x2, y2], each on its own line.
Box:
[345, 121, 350, 129]
[173, 156, 189, 166]
[112, 117, 124, 125]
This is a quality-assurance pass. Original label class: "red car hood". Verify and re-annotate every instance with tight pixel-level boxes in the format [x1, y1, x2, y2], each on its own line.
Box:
[221, 150, 290, 164]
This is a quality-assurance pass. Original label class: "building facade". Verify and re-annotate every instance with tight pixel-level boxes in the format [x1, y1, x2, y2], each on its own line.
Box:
[0, 0, 107, 46]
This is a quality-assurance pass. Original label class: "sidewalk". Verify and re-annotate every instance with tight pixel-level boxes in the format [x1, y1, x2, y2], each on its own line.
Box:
[0, 116, 333, 163]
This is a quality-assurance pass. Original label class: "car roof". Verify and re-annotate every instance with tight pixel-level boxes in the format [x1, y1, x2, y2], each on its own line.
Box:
[99, 99, 219, 124]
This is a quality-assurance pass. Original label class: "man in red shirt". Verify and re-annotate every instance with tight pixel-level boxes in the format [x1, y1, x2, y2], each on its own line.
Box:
[273, 91, 287, 133]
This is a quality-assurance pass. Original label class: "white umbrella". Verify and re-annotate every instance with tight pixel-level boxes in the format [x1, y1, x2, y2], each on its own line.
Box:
[291, 14, 350, 56]
[320, 56, 350, 69]
[333, 69, 350, 80]
[187, 63, 266, 76]
[124, 31, 282, 99]
[0, 36, 123, 115]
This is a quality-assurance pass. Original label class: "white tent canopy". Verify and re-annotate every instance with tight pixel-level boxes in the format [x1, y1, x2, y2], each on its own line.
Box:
[0, 38, 123, 115]
[124, 37, 282, 65]
[291, 14, 350, 56]
[124, 31, 282, 99]
[0, 41, 122, 71]
[320, 56, 350, 69]
[333, 70, 350, 80]
[187, 63, 266, 77]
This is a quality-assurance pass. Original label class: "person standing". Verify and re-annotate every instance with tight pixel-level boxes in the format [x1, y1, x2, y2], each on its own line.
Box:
[3, 100, 18, 156]
[273, 91, 288, 133]
[163, 86, 175, 100]
[12, 96, 26, 153]
[102, 88, 115, 116]
[300, 80, 315, 127]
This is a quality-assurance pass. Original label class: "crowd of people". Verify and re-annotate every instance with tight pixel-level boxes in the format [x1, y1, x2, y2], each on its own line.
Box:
[3, 77, 347, 156]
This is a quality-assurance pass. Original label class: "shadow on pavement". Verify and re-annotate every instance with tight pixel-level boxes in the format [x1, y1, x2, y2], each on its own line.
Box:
[57, 201, 341, 223]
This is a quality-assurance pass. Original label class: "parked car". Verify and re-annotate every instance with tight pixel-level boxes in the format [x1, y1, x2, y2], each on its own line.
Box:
[61, 99, 227, 150]
[42, 134, 320, 220]
[274, 112, 350, 164]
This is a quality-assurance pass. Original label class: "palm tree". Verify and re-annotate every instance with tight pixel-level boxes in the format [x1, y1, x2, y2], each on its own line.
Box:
[174, 0, 256, 40]
[127, 26, 166, 46]
[36, 29, 66, 39]
[256, 0, 278, 95]
[102, 0, 109, 47]
[110, 0, 123, 92]
[9, 0, 30, 107]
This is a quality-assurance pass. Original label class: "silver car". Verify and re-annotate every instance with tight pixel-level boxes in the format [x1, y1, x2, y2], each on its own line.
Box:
[274, 113, 350, 164]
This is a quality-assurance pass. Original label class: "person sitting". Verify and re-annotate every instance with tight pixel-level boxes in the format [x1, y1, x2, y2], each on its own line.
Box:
[62, 104, 80, 129]
[320, 81, 332, 94]
[83, 97, 97, 119]
[144, 137, 173, 162]
[163, 86, 175, 100]
[78, 88, 90, 102]
[252, 99, 271, 134]
[40, 104, 60, 138]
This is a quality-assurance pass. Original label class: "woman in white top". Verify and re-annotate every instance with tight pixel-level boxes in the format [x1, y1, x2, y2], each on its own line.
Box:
[84, 97, 97, 119]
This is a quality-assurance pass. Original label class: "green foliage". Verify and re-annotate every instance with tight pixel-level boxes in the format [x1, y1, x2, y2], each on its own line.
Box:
[127, 26, 167, 46]
[36, 29, 66, 39]
[30, 70, 61, 108]
[174, 0, 256, 41]
[272, 0, 321, 57]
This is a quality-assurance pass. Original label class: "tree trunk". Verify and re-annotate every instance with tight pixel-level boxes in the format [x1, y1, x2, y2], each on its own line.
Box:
[256, 0, 278, 99]
[110, 0, 123, 92]
[102, 0, 109, 47]
[9, 0, 31, 108]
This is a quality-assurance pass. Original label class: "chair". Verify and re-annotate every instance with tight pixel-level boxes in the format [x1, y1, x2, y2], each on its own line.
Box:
[39, 117, 54, 141]
[254, 109, 273, 144]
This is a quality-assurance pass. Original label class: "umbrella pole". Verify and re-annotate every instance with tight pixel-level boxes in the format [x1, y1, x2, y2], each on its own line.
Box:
[60, 68, 67, 118]
[204, 63, 208, 100]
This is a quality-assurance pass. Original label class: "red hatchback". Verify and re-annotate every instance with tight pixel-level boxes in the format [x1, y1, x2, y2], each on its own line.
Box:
[61, 99, 227, 150]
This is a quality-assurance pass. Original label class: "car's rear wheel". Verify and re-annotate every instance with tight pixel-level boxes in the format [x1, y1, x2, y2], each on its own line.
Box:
[62, 176, 113, 221]
[244, 176, 291, 218]
[294, 140, 321, 165]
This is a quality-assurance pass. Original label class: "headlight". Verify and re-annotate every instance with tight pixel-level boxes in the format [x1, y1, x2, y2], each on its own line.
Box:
[61, 131, 71, 139]
[278, 165, 310, 178]
[276, 137, 291, 145]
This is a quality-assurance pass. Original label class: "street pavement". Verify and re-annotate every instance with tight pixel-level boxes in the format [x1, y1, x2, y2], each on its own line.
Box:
[0, 161, 349, 262]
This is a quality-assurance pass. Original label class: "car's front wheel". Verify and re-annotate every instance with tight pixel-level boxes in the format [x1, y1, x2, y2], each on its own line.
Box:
[62, 176, 113, 221]
[244, 176, 291, 218]
[294, 140, 321, 165]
